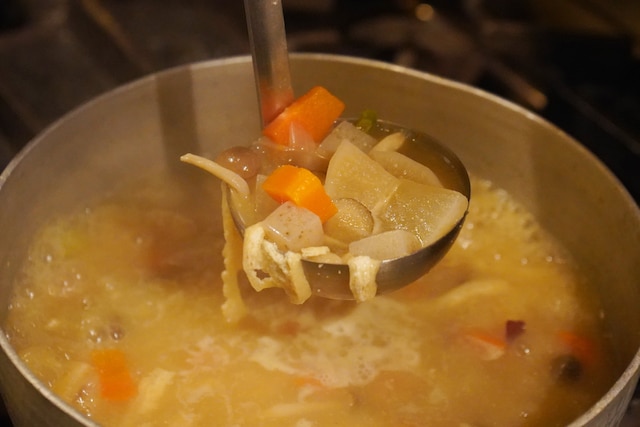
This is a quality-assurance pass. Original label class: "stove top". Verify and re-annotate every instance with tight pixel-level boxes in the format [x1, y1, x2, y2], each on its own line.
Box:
[2, 0, 638, 201]
[0, 0, 639, 425]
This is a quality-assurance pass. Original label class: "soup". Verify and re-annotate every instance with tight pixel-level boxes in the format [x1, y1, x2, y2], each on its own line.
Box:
[183, 95, 470, 303]
[3, 170, 619, 426]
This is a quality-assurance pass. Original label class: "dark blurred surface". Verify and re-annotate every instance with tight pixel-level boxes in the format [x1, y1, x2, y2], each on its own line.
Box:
[1, 0, 638, 200]
[0, 0, 639, 425]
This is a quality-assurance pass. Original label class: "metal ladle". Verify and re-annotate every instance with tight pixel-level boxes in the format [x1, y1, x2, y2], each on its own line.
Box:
[238, 0, 470, 300]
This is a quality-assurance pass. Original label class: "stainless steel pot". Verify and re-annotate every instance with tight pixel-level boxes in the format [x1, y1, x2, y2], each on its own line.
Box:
[0, 54, 638, 426]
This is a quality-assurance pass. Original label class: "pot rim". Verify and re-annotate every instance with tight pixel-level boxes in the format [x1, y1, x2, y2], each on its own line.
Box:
[1, 53, 639, 426]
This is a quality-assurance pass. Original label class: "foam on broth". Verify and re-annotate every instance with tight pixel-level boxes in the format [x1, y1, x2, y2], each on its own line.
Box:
[4, 173, 618, 426]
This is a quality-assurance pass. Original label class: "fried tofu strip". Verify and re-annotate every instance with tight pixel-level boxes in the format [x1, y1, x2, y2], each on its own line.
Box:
[242, 223, 313, 304]
[221, 188, 248, 323]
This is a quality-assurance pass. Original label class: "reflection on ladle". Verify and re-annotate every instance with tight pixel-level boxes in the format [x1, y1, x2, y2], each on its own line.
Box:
[218, 0, 471, 300]
[244, 0, 294, 126]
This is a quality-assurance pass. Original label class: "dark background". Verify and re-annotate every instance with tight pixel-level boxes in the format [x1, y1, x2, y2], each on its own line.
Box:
[1, 0, 639, 200]
[0, 0, 639, 424]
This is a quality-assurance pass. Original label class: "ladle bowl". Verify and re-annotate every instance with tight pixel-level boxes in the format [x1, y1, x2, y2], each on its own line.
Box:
[225, 120, 471, 300]
[242, 0, 470, 299]
[0, 54, 638, 427]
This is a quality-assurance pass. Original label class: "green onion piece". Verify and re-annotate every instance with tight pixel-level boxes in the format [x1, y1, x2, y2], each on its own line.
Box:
[355, 109, 377, 133]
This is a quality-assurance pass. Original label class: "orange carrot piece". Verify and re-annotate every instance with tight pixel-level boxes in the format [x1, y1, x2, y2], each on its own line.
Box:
[262, 164, 337, 223]
[557, 331, 599, 368]
[262, 86, 345, 146]
[91, 348, 137, 401]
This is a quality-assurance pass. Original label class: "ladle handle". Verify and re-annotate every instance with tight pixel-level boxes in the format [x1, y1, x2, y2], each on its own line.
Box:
[244, 0, 294, 127]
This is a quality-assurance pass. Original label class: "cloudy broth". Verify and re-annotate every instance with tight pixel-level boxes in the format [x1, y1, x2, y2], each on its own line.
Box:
[5, 173, 618, 427]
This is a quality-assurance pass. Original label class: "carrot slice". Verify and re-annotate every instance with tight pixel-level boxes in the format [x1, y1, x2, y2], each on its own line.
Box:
[262, 86, 345, 145]
[262, 164, 337, 223]
[557, 331, 599, 368]
[91, 348, 137, 401]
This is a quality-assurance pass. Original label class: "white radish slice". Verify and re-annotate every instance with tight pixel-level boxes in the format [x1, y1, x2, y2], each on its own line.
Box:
[349, 229, 422, 260]
[369, 150, 442, 187]
[318, 121, 377, 156]
[369, 131, 406, 152]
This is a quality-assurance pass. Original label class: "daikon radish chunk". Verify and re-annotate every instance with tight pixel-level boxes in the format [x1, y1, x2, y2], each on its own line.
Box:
[369, 150, 442, 187]
[378, 179, 468, 247]
[369, 131, 406, 152]
[349, 229, 422, 260]
[324, 140, 399, 212]
[318, 121, 377, 157]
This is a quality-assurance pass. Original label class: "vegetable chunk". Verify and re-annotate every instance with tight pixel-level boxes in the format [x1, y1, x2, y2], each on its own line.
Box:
[349, 229, 421, 260]
[324, 140, 399, 212]
[91, 348, 137, 401]
[262, 201, 325, 251]
[378, 179, 468, 247]
[369, 150, 442, 187]
[263, 86, 345, 145]
[262, 165, 337, 223]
